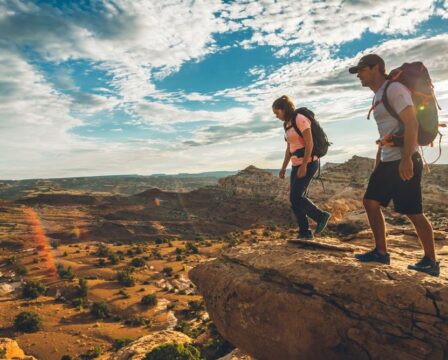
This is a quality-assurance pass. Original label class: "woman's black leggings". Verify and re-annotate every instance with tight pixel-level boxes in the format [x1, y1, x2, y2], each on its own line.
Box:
[290, 160, 323, 234]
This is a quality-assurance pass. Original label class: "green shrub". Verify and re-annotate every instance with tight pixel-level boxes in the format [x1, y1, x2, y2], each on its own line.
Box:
[56, 264, 74, 280]
[108, 253, 119, 265]
[77, 278, 88, 298]
[141, 294, 157, 307]
[144, 343, 201, 360]
[117, 270, 135, 287]
[14, 311, 42, 332]
[130, 257, 146, 267]
[22, 280, 48, 299]
[113, 338, 133, 350]
[79, 346, 102, 360]
[186, 242, 199, 254]
[95, 244, 111, 257]
[16, 265, 28, 276]
[124, 316, 152, 327]
[50, 239, 60, 249]
[90, 301, 110, 319]
[163, 266, 173, 276]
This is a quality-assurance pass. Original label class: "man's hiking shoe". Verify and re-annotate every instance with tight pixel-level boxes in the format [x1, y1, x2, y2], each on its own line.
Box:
[354, 248, 390, 264]
[408, 257, 440, 277]
[297, 230, 314, 240]
[315, 211, 331, 234]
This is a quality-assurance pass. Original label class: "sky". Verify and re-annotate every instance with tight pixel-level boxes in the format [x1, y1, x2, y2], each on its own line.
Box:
[1, 0, 448, 180]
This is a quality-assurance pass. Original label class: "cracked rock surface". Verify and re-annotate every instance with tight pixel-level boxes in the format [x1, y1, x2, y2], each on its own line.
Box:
[190, 239, 448, 360]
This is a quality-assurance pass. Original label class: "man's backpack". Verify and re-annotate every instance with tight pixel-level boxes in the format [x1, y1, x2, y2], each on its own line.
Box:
[287, 107, 331, 158]
[382, 62, 442, 146]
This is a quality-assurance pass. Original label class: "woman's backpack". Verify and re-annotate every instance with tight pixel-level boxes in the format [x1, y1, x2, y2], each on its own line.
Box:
[289, 107, 331, 158]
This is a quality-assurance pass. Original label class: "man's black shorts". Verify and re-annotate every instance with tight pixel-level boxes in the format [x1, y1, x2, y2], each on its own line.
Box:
[364, 152, 423, 215]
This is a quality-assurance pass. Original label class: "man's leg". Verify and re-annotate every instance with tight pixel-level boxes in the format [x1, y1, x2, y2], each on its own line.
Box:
[363, 198, 387, 254]
[407, 214, 436, 261]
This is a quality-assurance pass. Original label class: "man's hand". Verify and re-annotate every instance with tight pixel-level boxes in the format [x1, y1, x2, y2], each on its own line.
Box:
[297, 165, 307, 178]
[399, 157, 414, 181]
[279, 168, 286, 179]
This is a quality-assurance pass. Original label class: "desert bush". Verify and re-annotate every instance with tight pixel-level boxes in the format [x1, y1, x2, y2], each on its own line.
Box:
[130, 257, 146, 267]
[141, 294, 157, 307]
[79, 346, 102, 360]
[188, 300, 204, 312]
[77, 278, 88, 298]
[186, 242, 199, 254]
[56, 264, 74, 280]
[50, 239, 60, 249]
[14, 311, 42, 332]
[5, 255, 17, 265]
[124, 316, 152, 327]
[90, 301, 110, 319]
[117, 269, 135, 287]
[113, 338, 133, 350]
[16, 265, 28, 276]
[108, 252, 119, 265]
[95, 244, 111, 257]
[22, 280, 48, 299]
[144, 343, 201, 360]
[163, 266, 173, 276]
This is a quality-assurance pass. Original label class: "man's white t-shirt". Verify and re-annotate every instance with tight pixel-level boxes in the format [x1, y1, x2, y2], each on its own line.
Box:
[373, 80, 416, 162]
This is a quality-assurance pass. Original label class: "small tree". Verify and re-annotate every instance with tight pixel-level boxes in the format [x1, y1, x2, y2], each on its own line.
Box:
[14, 311, 42, 332]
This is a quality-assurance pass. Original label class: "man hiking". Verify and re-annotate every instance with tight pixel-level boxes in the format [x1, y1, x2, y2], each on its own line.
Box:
[349, 54, 439, 276]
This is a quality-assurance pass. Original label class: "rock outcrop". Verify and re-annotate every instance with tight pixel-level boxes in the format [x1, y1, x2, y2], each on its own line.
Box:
[218, 166, 288, 201]
[101, 330, 192, 360]
[0, 338, 36, 360]
[190, 240, 448, 360]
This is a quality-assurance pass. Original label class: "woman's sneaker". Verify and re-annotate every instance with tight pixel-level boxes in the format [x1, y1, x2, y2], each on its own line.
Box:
[315, 211, 331, 234]
[408, 257, 440, 277]
[354, 248, 390, 264]
[297, 230, 314, 240]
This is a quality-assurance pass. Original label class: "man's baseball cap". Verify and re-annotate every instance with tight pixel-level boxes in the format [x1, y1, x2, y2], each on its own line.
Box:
[348, 54, 385, 74]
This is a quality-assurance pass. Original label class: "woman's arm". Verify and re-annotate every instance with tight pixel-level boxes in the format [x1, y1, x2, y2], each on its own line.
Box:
[279, 144, 291, 179]
[297, 128, 313, 178]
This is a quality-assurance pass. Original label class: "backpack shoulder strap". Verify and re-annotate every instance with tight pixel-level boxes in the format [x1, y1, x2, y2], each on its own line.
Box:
[381, 81, 401, 122]
[291, 113, 303, 138]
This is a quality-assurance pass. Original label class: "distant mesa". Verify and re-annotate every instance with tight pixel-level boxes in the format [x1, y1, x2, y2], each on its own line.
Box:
[17, 193, 99, 206]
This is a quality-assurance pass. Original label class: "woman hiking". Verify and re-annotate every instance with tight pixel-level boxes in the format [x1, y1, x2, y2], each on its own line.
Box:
[272, 95, 331, 239]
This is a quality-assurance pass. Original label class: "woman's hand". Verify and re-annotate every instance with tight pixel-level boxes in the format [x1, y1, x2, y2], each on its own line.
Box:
[279, 168, 286, 179]
[297, 165, 307, 178]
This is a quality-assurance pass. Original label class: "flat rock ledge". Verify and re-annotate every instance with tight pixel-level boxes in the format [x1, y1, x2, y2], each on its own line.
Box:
[189, 240, 448, 360]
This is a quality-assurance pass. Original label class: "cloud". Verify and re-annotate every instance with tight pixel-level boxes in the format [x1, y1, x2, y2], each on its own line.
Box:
[224, 0, 435, 49]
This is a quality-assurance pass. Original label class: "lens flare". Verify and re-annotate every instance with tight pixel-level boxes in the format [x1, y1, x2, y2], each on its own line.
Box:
[154, 197, 160, 206]
[24, 208, 57, 277]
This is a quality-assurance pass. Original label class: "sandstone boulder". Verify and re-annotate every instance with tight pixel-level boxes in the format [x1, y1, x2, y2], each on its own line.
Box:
[190, 240, 448, 360]
[0, 338, 36, 360]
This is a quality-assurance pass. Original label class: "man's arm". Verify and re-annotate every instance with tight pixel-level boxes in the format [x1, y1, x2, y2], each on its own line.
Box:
[398, 105, 418, 180]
